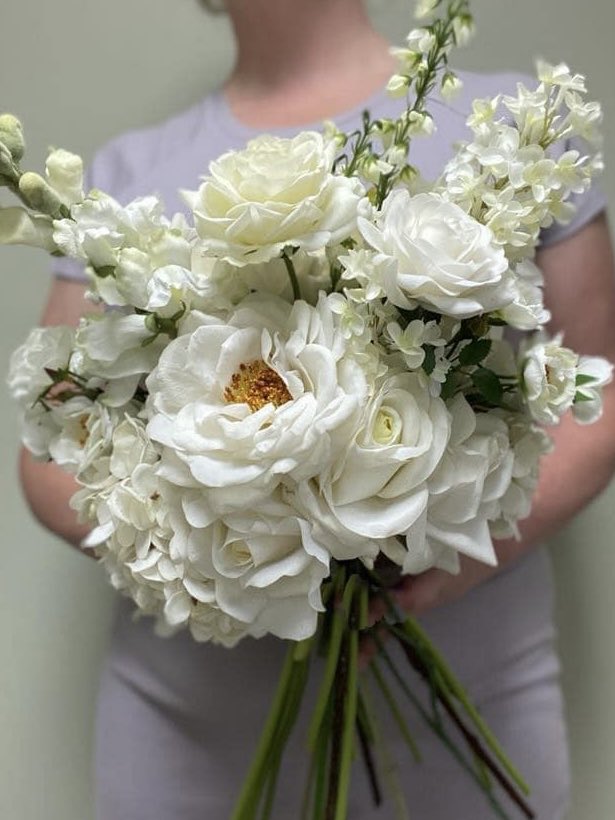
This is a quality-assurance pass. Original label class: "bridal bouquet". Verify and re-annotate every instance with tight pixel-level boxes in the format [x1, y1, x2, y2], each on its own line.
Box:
[3, 0, 612, 817]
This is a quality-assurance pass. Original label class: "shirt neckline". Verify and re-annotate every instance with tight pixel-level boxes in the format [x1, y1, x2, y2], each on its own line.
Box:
[208, 83, 395, 141]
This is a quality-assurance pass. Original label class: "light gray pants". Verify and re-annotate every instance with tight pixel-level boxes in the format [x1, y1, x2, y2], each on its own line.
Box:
[94, 547, 570, 819]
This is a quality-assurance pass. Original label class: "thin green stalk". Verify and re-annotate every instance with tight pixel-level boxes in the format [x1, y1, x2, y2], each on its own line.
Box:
[372, 637, 512, 820]
[333, 627, 359, 820]
[356, 689, 382, 807]
[258, 650, 311, 820]
[395, 619, 530, 796]
[370, 661, 421, 763]
[360, 674, 410, 820]
[230, 639, 310, 820]
[282, 249, 301, 301]
[308, 571, 356, 750]
[312, 709, 333, 820]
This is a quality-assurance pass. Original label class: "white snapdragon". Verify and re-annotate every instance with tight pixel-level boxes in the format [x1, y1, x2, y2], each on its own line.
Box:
[536, 60, 586, 93]
[45, 148, 84, 207]
[452, 14, 475, 47]
[386, 74, 411, 98]
[414, 0, 438, 20]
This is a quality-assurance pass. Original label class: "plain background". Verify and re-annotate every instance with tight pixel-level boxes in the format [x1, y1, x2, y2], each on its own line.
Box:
[0, 1, 613, 817]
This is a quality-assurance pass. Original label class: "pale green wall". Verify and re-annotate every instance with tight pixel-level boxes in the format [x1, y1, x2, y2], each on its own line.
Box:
[0, 1, 613, 818]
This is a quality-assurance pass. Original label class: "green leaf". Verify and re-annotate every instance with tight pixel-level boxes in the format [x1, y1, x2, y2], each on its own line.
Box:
[422, 345, 436, 375]
[471, 367, 503, 404]
[459, 338, 492, 367]
[576, 373, 596, 386]
[574, 391, 594, 402]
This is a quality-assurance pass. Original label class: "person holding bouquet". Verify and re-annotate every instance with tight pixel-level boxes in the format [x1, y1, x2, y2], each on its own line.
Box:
[14, 0, 615, 817]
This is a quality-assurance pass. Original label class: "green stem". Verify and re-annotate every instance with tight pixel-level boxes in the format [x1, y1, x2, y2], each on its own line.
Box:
[230, 639, 311, 820]
[282, 249, 302, 301]
[360, 673, 411, 820]
[308, 570, 354, 750]
[370, 661, 422, 764]
[333, 627, 359, 820]
[372, 636, 512, 820]
[395, 619, 530, 796]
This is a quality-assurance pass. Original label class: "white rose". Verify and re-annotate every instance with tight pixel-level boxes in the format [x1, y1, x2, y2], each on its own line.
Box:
[7, 325, 75, 406]
[185, 132, 364, 266]
[146, 294, 369, 511]
[521, 335, 578, 425]
[213, 500, 330, 641]
[305, 371, 450, 549]
[358, 190, 512, 318]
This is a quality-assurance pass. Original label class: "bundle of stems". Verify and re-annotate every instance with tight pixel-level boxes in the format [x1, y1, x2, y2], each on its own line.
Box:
[230, 561, 536, 820]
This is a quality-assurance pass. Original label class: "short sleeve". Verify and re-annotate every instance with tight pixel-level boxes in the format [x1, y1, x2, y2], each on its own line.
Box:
[539, 136, 608, 248]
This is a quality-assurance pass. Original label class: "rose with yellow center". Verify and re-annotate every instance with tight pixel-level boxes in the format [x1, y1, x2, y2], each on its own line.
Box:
[146, 294, 369, 513]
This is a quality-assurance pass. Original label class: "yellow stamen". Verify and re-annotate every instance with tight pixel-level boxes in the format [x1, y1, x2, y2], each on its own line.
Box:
[224, 360, 292, 413]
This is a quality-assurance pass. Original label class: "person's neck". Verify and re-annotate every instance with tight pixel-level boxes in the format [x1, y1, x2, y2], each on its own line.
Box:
[223, 0, 395, 128]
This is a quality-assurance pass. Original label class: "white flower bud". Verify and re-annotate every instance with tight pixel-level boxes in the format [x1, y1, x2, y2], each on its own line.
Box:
[386, 74, 410, 98]
[406, 28, 436, 54]
[414, 0, 438, 21]
[18, 171, 64, 216]
[0, 142, 18, 183]
[453, 15, 475, 47]
[0, 114, 25, 162]
[403, 110, 435, 137]
[441, 72, 463, 101]
[46, 148, 84, 206]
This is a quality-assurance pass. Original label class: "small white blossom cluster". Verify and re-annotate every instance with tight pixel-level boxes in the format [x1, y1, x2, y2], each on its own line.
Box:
[3, 30, 612, 646]
[439, 64, 603, 263]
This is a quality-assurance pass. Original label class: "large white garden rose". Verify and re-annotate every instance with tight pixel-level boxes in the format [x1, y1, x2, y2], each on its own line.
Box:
[185, 132, 364, 266]
[146, 294, 370, 512]
[296, 371, 450, 560]
[358, 190, 512, 318]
